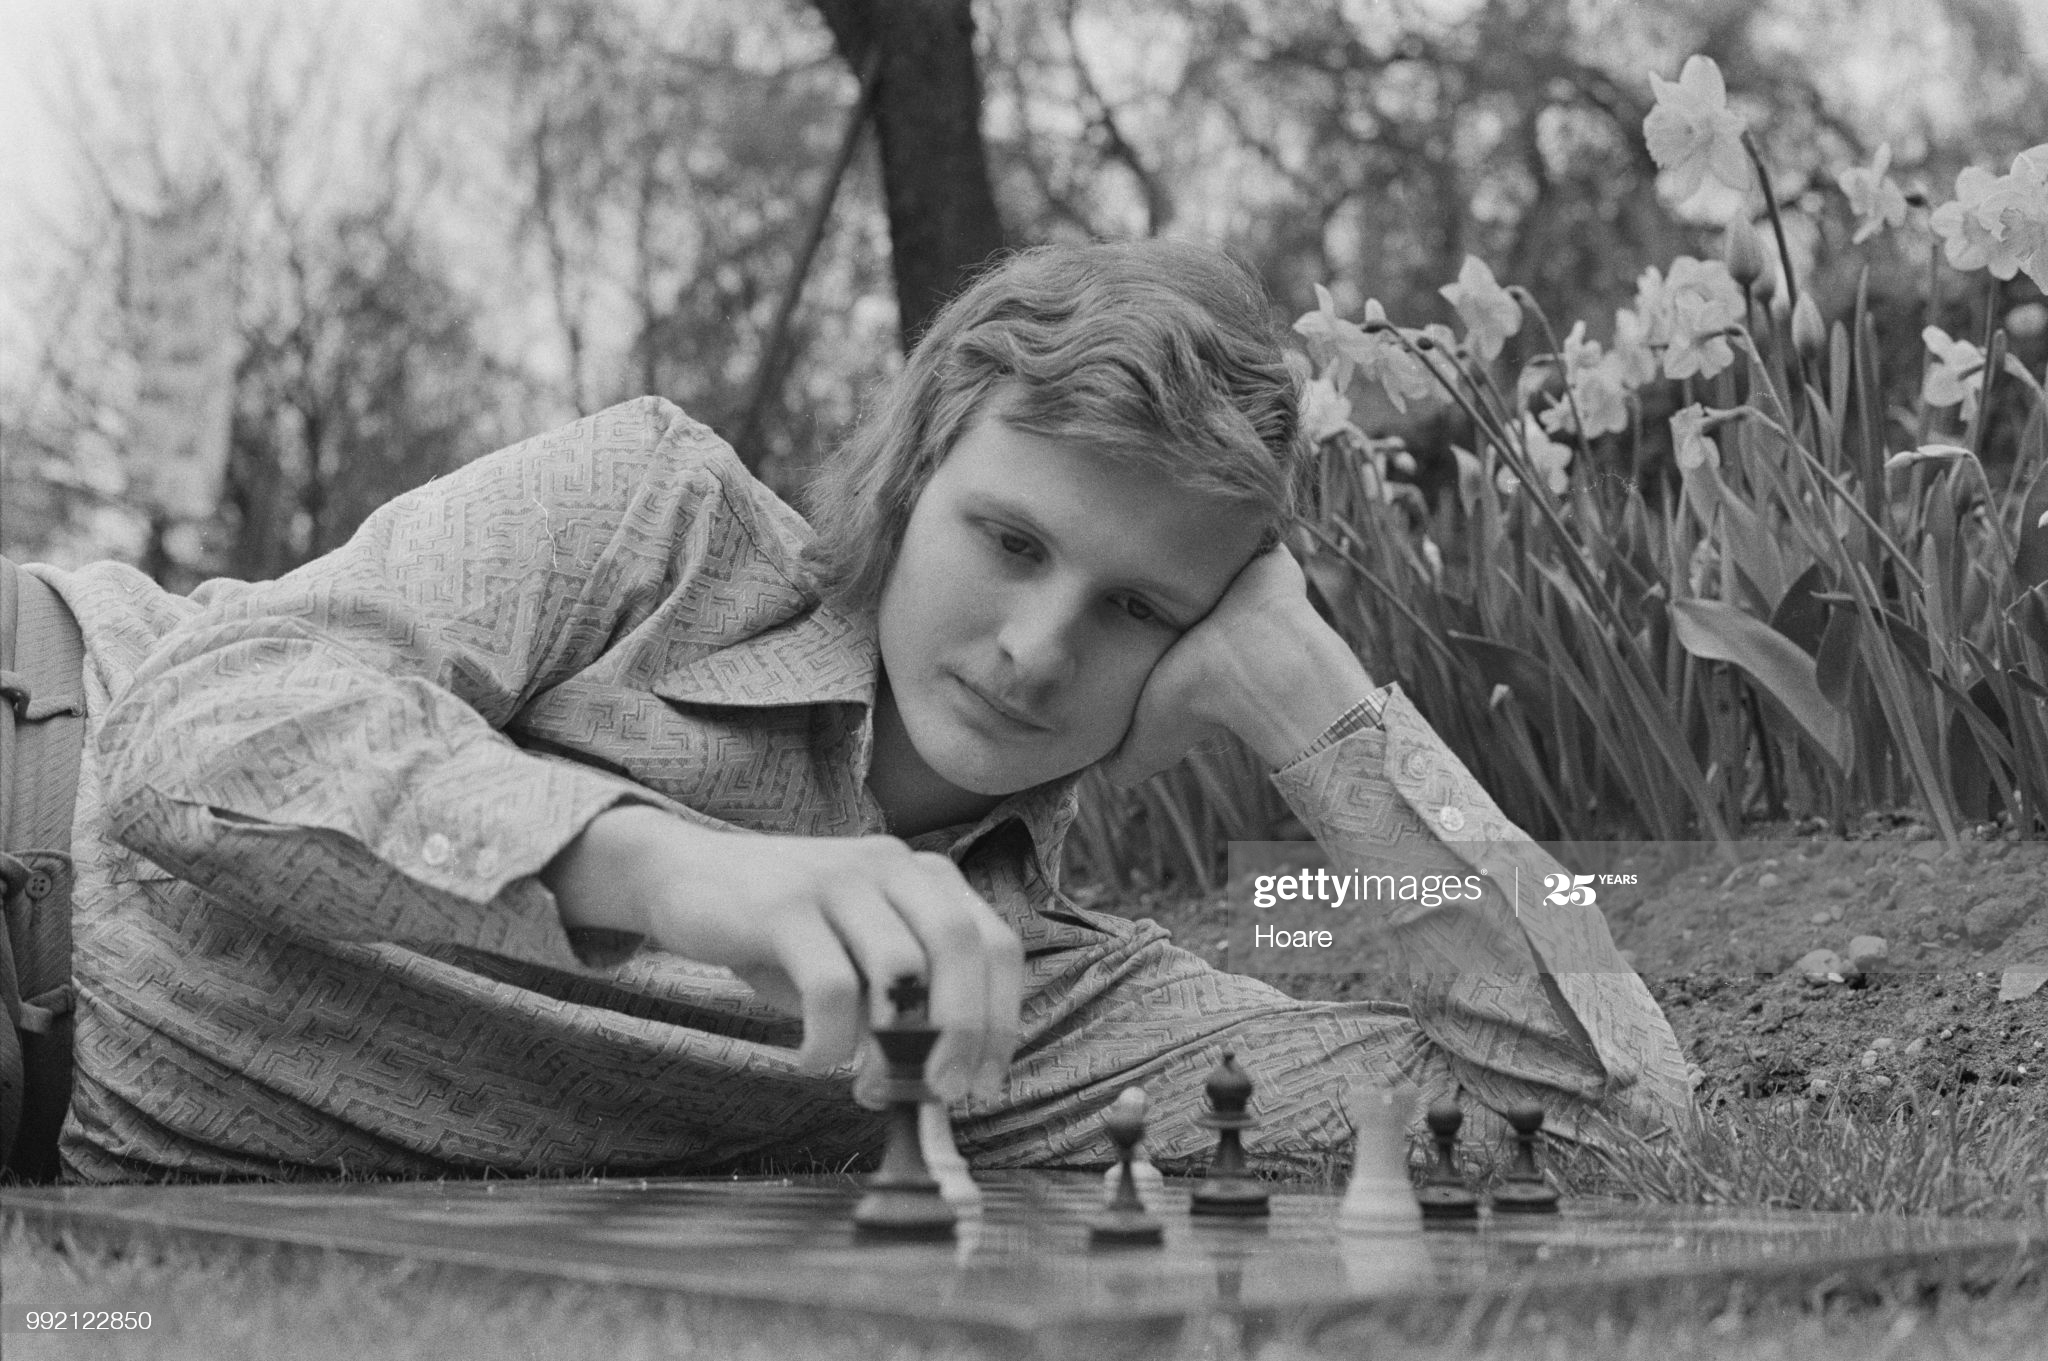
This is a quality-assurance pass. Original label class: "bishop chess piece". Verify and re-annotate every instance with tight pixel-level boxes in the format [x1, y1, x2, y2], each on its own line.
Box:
[1087, 1087, 1165, 1247]
[1488, 1102, 1561, 1214]
[1190, 1051, 1270, 1218]
[852, 975, 957, 1241]
[1414, 1098, 1480, 1223]
[1339, 1083, 1423, 1231]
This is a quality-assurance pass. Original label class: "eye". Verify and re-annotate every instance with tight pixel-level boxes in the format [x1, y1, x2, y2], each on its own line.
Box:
[1115, 595, 1173, 628]
[983, 523, 1040, 560]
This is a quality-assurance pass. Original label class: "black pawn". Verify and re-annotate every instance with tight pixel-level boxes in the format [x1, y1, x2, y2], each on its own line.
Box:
[1489, 1102, 1561, 1214]
[1190, 1051, 1270, 1218]
[852, 975, 957, 1241]
[1415, 1098, 1480, 1223]
[1088, 1089, 1164, 1247]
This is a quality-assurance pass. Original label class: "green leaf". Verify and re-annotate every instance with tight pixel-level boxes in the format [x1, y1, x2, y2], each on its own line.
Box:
[1815, 603, 1861, 708]
[1770, 561, 1833, 657]
[1671, 597, 1851, 768]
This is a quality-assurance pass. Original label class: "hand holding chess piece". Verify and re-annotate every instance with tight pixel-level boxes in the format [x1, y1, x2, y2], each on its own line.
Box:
[1087, 1087, 1165, 1247]
[1339, 1082, 1423, 1231]
[852, 974, 958, 1240]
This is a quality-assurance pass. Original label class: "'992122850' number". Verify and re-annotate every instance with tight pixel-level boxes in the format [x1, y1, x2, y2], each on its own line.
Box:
[24, 1312, 152, 1330]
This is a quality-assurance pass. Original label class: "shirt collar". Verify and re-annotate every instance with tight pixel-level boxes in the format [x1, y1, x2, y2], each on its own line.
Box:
[651, 598, 878, 709]
[905, 771, 1082, 894]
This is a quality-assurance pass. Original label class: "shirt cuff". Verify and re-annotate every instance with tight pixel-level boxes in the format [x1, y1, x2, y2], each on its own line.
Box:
[1277, 684, 1393, 770]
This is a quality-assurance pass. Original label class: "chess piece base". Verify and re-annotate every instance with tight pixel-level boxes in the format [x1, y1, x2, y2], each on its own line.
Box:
[1415, 1183, 1480, 1222]
[853, 1180, 957, 1240]
[1189, 1176, 1271, 1218]
[1489, 1181, 1560, 1213]
[1087, 1208, 1166, 1247]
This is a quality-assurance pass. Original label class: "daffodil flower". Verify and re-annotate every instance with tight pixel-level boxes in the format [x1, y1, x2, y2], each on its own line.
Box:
[1643, 55, 1752, 203]
[1353, 301, 1440, 413]
[1976, 144, 2048, 291]
[1922, 327, 1985, 423]
[1670, 403, 1718, 472]
[1300, 376, 1357, 445]
[1658, 258, 1744, 380]
[1931, 166, 2006, 272]
[1496, 415, 1573, 496]
[1838, 144, 1908, 244]
[1438, 256, 1522, 363]
[1537, 322, 1630, 438]
[1293, 284, 1373, 390]
[1611, 305, 1661, 389]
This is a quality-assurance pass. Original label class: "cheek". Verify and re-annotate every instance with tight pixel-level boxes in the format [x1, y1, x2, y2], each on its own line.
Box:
[1073, 636, 1172, 725]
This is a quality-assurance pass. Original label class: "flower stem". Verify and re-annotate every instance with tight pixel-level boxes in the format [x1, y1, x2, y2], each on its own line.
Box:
[1742, 131, 1800, 314]
[1510, 287, 1590, 448]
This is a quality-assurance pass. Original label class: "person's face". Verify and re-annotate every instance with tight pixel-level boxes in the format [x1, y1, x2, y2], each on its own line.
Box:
[875, 405, 1267, 799]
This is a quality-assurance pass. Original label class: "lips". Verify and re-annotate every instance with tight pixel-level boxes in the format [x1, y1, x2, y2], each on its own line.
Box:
[953, 674, 1050, 731]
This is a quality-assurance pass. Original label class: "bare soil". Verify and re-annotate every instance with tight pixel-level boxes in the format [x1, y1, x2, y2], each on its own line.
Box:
[1102, 813, 2048, 1120]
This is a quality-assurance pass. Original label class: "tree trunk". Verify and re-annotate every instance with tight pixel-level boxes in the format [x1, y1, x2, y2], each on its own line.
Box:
[808, 0, 1006, 348]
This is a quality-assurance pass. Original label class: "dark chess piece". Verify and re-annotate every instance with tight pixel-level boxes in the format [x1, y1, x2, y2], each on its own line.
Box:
[852, 974, 958, 1241]
[1488, 1102, 1561, 1214]
[1414, 1098, 1480, 1223]
[1190, 1051, 1271, 1218]
[1088, 1088, 1165, 1247]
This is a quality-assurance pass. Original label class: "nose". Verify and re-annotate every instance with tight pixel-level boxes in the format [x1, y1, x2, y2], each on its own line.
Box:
[994, 579, 1086, 690]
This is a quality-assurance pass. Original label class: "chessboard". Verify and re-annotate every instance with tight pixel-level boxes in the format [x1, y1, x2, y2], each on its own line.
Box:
[4, 1172, 2040, 1358]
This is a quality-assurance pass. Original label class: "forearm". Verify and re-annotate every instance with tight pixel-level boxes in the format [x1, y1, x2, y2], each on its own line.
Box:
[1199, 602, 1377, 768]
[1267, 690, 1695, 1131]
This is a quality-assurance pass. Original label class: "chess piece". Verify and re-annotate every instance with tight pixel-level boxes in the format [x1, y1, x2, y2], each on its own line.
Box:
[1488, 1102, 1561, 1214]
[1099, 1136, 1165, 1199]
[852, 975, 957, 1240]
[1088, 1088, 1165, 1247]
[1414, 1098, 1480, 1223]
[1339, 1083, 1422, 1231]
[1190, 1051, 1270, 1218]
[918, 1100, 983, 1214]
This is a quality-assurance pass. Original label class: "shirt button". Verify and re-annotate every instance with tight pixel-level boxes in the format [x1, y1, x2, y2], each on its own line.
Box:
[474, 846, 500, 879]
[1437, 805, 1466, 833]
[422, 833, 453, 867]
[25, 871, 54, 899]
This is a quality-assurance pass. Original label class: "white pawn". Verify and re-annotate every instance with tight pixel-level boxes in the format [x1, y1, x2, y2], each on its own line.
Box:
[918, 1100, 983, 1213]
[1099, 1087, 1165, 1202]
[1340, 1082, 1423, 1231]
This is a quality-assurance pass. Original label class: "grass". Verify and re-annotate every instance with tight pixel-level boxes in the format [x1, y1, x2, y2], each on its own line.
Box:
[6, 1088, 2046, 1361]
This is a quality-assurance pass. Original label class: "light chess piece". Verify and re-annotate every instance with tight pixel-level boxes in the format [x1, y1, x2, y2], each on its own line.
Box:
[1488, 1102, 1561, 1214]
[1414, 1097, 1480, 1224]
[1190, 1051, 1270, 1218]
[1088, 1087, 1165, 1247]
[1339, 1083, 1423, 1231]
[919, 1100, 983, 1213]
[852, 975, 957, 1241]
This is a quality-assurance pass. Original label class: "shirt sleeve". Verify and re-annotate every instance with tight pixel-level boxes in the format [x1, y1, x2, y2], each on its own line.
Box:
[96, 397, 738, 973]
[1266, 684, 1697, 1138]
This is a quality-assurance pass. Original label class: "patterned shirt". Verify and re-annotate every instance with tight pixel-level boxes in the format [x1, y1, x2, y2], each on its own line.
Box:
[33, 397, 1692, 1182]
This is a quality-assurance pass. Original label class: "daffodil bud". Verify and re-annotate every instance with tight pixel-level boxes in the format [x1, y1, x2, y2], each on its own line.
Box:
[1723, 216, 1768, 290]
[1791, 293, 1826, 360]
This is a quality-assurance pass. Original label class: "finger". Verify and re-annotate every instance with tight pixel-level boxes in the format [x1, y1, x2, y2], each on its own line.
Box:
[887, 853, 1009, 1100]
[770, 912, 870, 1074]
[811, 887, 932, 1034]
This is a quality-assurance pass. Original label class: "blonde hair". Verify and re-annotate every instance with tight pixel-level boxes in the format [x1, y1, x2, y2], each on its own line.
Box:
[801, 240, 1303, 616]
